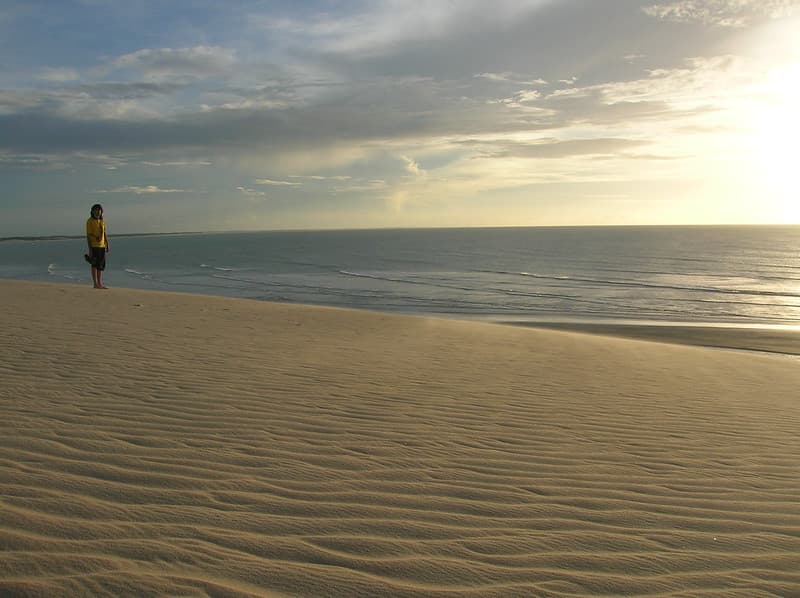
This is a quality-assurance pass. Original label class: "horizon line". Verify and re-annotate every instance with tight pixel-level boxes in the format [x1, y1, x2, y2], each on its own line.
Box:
[2, 222, 799, 242]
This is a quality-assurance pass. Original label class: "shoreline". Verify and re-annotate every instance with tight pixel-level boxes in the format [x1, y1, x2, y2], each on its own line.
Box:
[499, 320, 800, 357]
[4, 276, 800, 356]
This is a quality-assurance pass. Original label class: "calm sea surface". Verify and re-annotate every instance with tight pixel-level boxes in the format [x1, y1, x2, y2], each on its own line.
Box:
[3, 226, 800, 327]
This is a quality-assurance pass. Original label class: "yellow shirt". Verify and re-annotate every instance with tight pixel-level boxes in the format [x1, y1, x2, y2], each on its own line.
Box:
[86, 218, 106, 248]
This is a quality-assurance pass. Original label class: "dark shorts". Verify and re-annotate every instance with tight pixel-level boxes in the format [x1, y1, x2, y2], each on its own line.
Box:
[88, 247, 106, 271]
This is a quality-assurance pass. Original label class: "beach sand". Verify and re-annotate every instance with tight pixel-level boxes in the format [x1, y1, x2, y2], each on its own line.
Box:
[1, 279, 799, 597]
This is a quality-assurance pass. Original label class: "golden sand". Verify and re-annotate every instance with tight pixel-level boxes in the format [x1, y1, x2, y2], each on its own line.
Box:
[1, 280, 799, 596]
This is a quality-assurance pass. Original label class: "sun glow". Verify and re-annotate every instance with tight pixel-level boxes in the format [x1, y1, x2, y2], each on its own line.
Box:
[752, 66, 800, 189]
[741, 20, 800, 222]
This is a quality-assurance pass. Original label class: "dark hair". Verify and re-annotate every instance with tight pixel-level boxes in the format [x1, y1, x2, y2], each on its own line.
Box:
[90, 204, 103, 216]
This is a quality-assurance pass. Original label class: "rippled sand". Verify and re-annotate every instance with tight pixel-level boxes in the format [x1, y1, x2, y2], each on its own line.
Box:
[2, 280, 799, 597]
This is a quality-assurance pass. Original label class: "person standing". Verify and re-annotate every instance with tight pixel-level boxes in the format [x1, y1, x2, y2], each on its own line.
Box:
[85, 203, 109, 289]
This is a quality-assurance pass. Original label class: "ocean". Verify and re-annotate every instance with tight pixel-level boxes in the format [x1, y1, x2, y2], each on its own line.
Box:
[2, 226, 800, 327]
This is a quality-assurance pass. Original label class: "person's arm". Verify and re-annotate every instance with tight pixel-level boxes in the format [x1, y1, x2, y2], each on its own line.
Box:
[104, 227, 109, 252]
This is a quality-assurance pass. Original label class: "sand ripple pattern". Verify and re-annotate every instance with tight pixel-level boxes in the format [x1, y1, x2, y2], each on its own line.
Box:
[1, 281, 799, 597]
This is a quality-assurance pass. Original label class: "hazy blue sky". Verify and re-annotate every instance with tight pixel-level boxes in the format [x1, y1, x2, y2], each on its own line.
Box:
[1, 0, 798, 235]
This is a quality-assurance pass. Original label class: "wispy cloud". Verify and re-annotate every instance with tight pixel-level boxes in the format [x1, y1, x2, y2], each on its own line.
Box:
[0, 153, 61, 169]
[38, 67, 80, 82]
[474, 72, 548, 85]
[0, 151, 129, 170]
[643, 0, 799, 27]
[109, 46, 237, 82]
[334, 179, 387, 193]
[236, 186, 267, 201]
[142, 160, 212, 167]
[471, 138, 649, 159]
[95, 185, 187, 194]
[401, 155, 425, 176]
[75, 82, 186, 100]
[288, 175, 352, 181]
[252, 1, 552, 55]
[255, 178, 301, 186]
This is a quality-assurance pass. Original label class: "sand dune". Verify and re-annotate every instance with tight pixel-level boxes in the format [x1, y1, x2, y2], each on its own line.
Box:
[1, 280, 799, 597]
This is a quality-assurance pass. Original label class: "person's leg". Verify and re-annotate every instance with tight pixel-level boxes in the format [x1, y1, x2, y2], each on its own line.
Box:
[90, 248, 107, 288]
[97, 249, 107, 288]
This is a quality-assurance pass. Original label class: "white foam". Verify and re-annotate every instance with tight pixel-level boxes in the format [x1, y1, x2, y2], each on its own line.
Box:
[125, 269, 152, 279]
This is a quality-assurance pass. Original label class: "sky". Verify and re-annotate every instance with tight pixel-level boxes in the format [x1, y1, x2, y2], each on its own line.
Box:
[1, 0, 799, 235]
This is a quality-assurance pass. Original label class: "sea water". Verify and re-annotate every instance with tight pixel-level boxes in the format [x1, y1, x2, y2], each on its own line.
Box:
[2, 226, 800, 327]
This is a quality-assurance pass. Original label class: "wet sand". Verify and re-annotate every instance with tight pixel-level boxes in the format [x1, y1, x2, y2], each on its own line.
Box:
[504, 321, 800, 356]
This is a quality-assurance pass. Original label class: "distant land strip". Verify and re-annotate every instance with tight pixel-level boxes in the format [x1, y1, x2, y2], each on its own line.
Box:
[0, 231, 204, 242]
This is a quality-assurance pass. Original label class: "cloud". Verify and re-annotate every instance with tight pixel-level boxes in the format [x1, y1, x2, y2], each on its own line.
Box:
[473, 138, 649, 159]
[0, 49, 750, 169]
[595, 55, 750, 106]
[95, 185, 187, 194]
[529, 55, 755, 130]
[0, 90, 43, 113]
[288, 175, 352, 181]
[255, 178, 301, 186]
[334, 179, 387, 193]
[0, 150, 129, 170]
[4, 2, 744, 169]
[280, 0, 627, 85]
[0, 82, 182, 121]
[254, 1, 552, 56]
[0, 3, 770, 190]
[110, 46, 237, 81]
[38, 67, 80, 82]
[474, 72, 548, 85]
[0, 79, 508, 155]
[141, 159, 212, 167]
[75, 82, 186, 100]
[497, 88, 545, 108]
[236, 186, 267, 201]
[643, 0, 799, 27]
[0, 153, 60, 169]
[401, 155, 425, 176]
